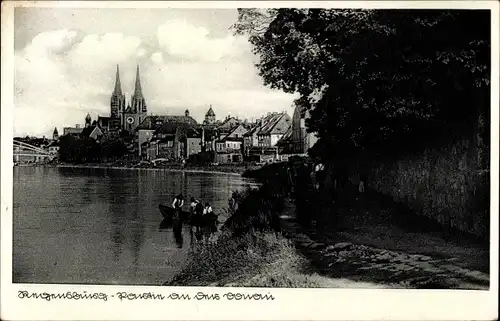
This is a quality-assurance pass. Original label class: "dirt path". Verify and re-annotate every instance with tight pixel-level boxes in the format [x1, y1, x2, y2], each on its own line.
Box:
[279, 198, 490, 289]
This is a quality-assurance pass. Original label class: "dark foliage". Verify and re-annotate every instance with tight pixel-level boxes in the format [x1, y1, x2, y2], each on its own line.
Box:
[234, 9, 491, 161]
[188, 151, 215, 164]
[100, 137, 128, 160]
[223, 182, 285, 236]
[59, 135, 101, 163]
[59, 134, 128, 163]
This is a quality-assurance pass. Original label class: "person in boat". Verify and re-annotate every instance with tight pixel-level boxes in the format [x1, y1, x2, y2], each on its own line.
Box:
[203, 202, 213, 216]
[190, 197, 200, 213]
[190, 197, 204, 228]
[202, 202, 217, 239]
[172, 193, 184, 219]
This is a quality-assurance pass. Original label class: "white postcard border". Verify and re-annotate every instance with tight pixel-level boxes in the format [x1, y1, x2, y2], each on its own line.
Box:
[1, 1, 499, 320]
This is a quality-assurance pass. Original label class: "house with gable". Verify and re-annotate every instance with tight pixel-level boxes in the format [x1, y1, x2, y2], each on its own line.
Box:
[244, 112, 292, 162]
[256, 112, 291, 147]
[217, 116, 240, 132]
[243, 112, 281, 152]
[69, 113, 105, 142]
[213, 123, 248, 164]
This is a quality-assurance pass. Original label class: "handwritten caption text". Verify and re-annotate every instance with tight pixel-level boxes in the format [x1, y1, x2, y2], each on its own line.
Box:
[18, 290, 275, 302]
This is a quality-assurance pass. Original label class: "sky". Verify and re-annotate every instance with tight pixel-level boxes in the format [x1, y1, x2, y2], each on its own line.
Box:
[13, 7, 297, 137]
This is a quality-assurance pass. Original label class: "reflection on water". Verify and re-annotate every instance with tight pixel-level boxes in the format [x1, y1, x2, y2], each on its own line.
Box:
[158, 214, 219, 250]
[13, 166, 259, 285]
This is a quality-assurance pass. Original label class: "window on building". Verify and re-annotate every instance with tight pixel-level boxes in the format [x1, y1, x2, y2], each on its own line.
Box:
[167, 141, 173, 147]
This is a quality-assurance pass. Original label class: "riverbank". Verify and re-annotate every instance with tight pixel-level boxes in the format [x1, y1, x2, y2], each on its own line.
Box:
[56, 162, 260, 176]
[167, 231, 391, 288]
[165, 160, 489, 289]
[167, 191, 489, 289]
[164, 178, 393, 288]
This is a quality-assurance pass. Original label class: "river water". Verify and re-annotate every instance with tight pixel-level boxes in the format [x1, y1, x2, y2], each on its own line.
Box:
[13, 166, 260, 285]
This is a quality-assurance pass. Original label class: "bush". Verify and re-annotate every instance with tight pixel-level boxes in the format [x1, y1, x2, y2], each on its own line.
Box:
[222, 184, 284, 236]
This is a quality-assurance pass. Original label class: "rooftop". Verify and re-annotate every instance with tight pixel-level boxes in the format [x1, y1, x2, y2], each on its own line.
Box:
[137, 115, 198, 130]
[257, 112, 291, 136]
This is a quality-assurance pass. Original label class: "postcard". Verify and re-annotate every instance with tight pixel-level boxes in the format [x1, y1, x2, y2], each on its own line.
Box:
[1, 1, 498, 320]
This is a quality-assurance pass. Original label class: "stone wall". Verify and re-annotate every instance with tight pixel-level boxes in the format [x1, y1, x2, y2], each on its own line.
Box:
[366, 134, 489, 239]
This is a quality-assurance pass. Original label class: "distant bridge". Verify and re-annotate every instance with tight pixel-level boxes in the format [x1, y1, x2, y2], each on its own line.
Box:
[13, 140, 56, 163]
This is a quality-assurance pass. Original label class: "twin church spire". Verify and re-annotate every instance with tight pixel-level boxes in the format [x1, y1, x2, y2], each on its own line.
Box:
[112, 64, 143, 99]
[110, 64, 147, 131]
[113, 65, 123, 96]
[133, 65, 143, 98]
[111, 64, 146, 115]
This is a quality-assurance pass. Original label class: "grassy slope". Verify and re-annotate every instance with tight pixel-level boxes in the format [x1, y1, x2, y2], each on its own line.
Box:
[166, 231, 389, 288]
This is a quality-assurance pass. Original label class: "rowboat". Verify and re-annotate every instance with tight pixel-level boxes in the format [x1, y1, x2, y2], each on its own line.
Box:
[158, 204, 219, 227]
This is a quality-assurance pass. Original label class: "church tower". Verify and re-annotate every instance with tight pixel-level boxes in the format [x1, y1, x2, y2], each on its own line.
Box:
[205, 105, 216, 125]
[110, 65, 126, 131]
[131, 64, 147, 127]
[53, 127, 59, 141]
[85, 113, 92, 128]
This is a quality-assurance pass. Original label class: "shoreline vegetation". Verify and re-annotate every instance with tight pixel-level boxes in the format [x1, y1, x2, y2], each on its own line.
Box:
[166, 183, 388, 288]
[167, 164, 394, 288]
[167, 162, 489, 289]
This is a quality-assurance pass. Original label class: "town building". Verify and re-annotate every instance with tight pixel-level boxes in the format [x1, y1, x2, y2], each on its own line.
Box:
[63, 124, 83, 136]
[217, 116, 241, 134]
[221, 123, 248, 140]
[256, 112, 291, 147]
[290, 105, 318, 154]
[62, 114, 105, 140]
[275, 126, 293, 159]
[243, 112, 291, 163]
[136, 111, 198, 157]
[81, 125, 104, 142]
[138, 110, 202, 161]
[43, 127, 61, 156]
[141, 124, 202, 161]
[214, 136, 244, 163]
[243, 113, 285, 153]
[201, 127, 218, 152]
[46, 141, 60, 155]
[212, 123, 248, 163]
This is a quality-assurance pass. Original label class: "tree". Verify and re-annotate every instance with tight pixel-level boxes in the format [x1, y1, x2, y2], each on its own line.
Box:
[100, 137, 128, 160]
[234, 9, 490, 161]
[59, 134, 101, 163]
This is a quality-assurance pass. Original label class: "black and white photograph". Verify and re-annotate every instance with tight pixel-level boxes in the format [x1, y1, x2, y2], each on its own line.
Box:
[1, 1, 498, 320]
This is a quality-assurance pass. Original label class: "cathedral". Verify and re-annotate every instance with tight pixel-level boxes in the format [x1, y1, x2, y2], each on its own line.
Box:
[98, 64, 147, 133]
